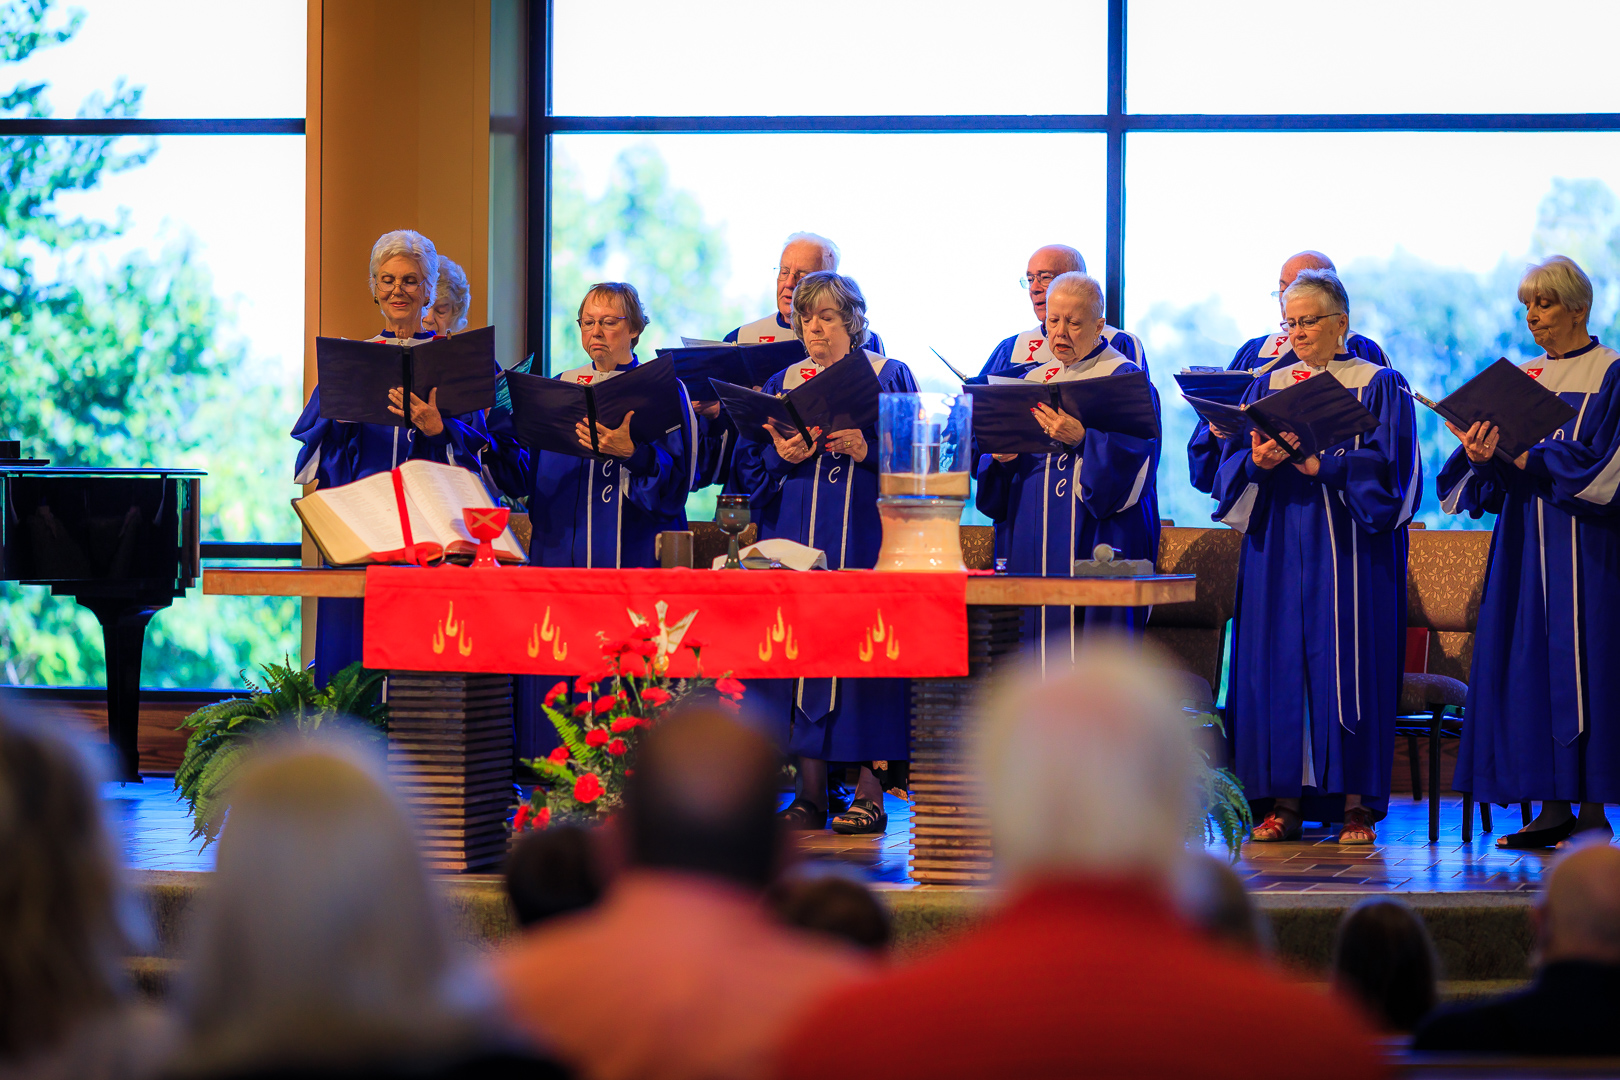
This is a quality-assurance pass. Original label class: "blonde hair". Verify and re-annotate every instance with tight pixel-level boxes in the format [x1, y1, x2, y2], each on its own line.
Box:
[790, 271, 870, 352]
[1518, 255, 1593, 321]
[368, 229, 440, 306]
[174, 741, 478, 1073]
[435, 257, 471, 333]
[578, 281, 649, 346]
[975, 637, 1195, 886]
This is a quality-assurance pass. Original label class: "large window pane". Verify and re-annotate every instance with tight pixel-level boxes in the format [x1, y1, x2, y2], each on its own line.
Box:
[7, 1, 304, 118]
[1129, 0, 1620, 114]
[552, 0, 1107, 116]
[1125, 131, 1620, 529]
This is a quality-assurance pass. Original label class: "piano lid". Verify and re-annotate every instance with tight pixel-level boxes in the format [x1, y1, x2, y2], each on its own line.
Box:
[0, 466, 206, 477]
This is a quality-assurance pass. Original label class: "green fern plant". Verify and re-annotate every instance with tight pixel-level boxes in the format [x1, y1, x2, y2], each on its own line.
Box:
[1184, 705, 1253, 859]
[173, 660, 388, 848]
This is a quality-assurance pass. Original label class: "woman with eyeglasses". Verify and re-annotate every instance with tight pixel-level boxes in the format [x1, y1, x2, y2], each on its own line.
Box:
[1212, 268, 1420, 846]
[290, 229, 495, 685]
[1440, 255, 1620, 849]
[486, 282, 693, 568]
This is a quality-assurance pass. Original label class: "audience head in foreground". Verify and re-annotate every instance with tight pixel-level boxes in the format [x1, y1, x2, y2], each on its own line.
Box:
[767, 873, 892, 954]
[0, 707, 171, 1080]
[172, 741, 560, 1079]
[1331, 898, 1439, 1033]
[775, 638, 1382, 1080]
[504, 823, 604, 929]
[1414, 841, 1620, 1056]
[492, 707, 870, 1080]
[1175, 851, 1271, 957]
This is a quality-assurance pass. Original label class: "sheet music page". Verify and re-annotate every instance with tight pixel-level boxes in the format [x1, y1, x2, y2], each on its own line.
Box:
[313, 474, 404, 553]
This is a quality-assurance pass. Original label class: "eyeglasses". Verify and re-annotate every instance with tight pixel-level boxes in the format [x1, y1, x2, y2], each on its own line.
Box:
[377, 275, 423, 294]
[775, 266, 817, 282]
[1020, 271, 1063, 289]
[1280, 313, 1345, 331]
[577, 316, 629, 331]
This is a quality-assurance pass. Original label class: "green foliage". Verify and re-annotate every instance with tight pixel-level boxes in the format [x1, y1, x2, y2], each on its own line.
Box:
[1185, 708, 1253, 858]
[0, 0, 302, 689]
[173, 660, 387, 847]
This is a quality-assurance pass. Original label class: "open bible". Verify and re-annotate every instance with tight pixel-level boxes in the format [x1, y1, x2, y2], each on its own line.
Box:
[293, 459, 525, 566]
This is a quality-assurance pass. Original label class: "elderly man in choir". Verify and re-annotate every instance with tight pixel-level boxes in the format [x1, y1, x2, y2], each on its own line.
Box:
[1213, 269, 1419, 845]
[775, 640, 1383, 1080]
[1439, 255, 1620, 850]
[978, 244, 1145, 377]
[1187, 249, 1392, 493]
[422, 255, 471, 335]
[975, 271, 1160, 669]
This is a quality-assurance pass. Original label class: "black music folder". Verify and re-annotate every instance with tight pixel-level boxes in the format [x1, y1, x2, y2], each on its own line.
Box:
[316, 326, 496, 425]
[1186, 370, 1379, 463]
[714, 350, 883, 445]
[660, 340, 807, 400]
[505, 355, 686, 458]
[965, 369, 1160, 454]
[1409, 358, 1578, 462]
[1173, 369, 1255, 408]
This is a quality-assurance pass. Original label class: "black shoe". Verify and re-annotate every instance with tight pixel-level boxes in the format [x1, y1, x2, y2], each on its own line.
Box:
[1497, 816, 1578, 849]
[830, 797, 888, 835]
[778, 797, 827, 831]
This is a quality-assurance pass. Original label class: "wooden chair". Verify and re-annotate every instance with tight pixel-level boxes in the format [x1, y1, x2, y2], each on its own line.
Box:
[1398, 528, 1493, 842]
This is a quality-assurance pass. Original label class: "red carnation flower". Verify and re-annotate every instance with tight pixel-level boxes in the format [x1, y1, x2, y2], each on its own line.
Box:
[601, 638, 631, 656]
[641, 687, 672, 707]
[584, 728, 610, 747]
[683, 635, 708, 651]
[593, 694, 620, 715]
[571, 701, 590, 717]
[631, 623, 658, 640]
[544, 681, 569, 706]
[548, 746, 570, 763]
[611, 715, 645, 734]
[574, 773, 603, 803]
[624, 768, 635, 777]
[716, 676, 746, 699]
[718, 696, 741, 713]
[513, 804, 532, 831]
[607, 738, 628, 756]
[634, 640, 658, 657]
[574, 672, 603, 693]
[535, 806, 551, 828]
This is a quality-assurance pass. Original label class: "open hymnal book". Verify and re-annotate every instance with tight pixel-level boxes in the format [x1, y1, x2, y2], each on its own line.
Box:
[293, 459, 525, 566]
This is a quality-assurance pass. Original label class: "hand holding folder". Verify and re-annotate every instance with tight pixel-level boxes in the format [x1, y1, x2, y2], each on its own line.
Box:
[1184, 369, 1379, 464]
[1408, 358, 1578, 463]
[713, 349, 883, 446]
[505, 355, 686, 458]
[316, 326, 497, 425]
[966, 369, 1160, 455]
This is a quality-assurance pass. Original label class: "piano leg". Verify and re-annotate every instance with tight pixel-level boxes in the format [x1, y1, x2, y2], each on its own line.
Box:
[77, 597, 165, 782]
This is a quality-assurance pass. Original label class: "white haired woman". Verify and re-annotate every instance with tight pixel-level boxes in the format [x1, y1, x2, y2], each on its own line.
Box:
[423, 256, 471, 336]
[485, 282, 693, 567]
[1440, 255, 1620, 848]
[291, 230, 495, 685]
[167, 743, 565, 1079]
[731, 271, 917, 834]
[974, 271, 1161, 669]
[1212, 269, 1420, 845]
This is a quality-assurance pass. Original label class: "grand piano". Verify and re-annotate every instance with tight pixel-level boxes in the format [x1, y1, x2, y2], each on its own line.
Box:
[1, 448, 202, 780]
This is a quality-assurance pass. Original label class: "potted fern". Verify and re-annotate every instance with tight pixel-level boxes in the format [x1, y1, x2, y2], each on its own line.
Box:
[1184, 702, 1251, 856]
[173, 661, 388, 847]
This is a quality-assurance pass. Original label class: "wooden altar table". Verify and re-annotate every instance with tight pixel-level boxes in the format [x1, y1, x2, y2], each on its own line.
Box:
[206, 567, 1196, 879]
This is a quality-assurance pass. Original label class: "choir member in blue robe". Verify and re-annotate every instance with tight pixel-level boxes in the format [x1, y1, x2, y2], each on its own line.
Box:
[1188, 250, 1391, 494]
[978, 245, 1146, 378]
[422, 255, 471, 335]
[731, 271, 916, 836]
[1213, 269, 1420, 846]
[291, 230, 493, 686]
[1438, 256, 1620, 849]
[485, 282, 694, 568]
[974, 272, 1160, 670]
[692, 233, 884, 496]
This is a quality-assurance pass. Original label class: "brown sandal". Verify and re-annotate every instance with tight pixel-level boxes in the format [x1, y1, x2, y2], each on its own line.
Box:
[1338, 806, 1376, 845]
[1251, 810, 1302, 843]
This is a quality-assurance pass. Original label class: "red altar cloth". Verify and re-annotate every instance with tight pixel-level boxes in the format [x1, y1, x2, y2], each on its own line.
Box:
[361, 566, 969, 678]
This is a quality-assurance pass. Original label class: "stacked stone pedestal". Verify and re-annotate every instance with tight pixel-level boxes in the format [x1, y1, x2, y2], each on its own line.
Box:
[385, 672, 514, 873]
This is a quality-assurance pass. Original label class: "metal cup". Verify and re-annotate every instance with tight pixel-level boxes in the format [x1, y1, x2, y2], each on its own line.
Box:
[657, 530, 695, 569]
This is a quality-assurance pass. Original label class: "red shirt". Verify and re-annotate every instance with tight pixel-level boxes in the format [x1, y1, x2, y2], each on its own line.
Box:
[773, 877, 1385, 1080]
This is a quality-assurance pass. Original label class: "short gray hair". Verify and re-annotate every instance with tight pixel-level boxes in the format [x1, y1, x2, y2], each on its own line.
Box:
[368, 229, 439, 306]
[578, 282, 649, 346]
[781, 232, 839, 271]
[975, 637, 1196, 886]
[1046, 271, 1104, 322]
[1284, 267, 1351, 318]
[435, 257, 471, 333]
[790, 271, 869, 351]
[1519, 255, 1593, 320]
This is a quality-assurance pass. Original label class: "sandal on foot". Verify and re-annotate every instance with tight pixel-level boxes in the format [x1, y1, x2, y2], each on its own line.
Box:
[1338, 806, 1377, 845]
[830, 797, 888, 835]
[1251, 811, 1301, 843]
[1497, 817, 1577, 849]
[778, 798, 827, 831]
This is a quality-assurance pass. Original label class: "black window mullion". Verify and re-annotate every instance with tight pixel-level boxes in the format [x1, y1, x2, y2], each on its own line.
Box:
[1105, 0, 1127, 328]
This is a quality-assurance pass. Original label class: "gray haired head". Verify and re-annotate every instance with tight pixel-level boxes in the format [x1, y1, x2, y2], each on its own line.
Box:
[790, 271, 869, 352]
[435, 257, 471, 333]
[368, 229, 439, 307]
[1283, 267, 1350, 318]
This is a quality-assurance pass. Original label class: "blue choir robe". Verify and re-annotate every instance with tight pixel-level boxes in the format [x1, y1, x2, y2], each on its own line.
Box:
[484, 356, 696, 568]
[973, 342, 1161, 672]
[1439, 338, 1620, 804]
[1212, 356, 1420, 817]
[979, 323, 1147, 379]
[730, 349, 916, 762]
[1188, 331, 1390, 494]
[290, 330, 494, 686]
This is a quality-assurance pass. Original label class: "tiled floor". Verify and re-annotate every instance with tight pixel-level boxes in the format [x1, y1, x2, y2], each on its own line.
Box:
[106, 778, 1582, 892]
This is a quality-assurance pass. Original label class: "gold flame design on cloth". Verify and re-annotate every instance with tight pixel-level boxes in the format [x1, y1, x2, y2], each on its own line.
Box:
[757, 607, 799, 662]
[529, 606, 568, 661]
[857, 610, 900, 662]
[431, 601, 475, 657]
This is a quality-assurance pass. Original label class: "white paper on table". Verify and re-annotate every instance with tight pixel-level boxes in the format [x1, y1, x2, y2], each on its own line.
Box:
[711, 537, 828, 571]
